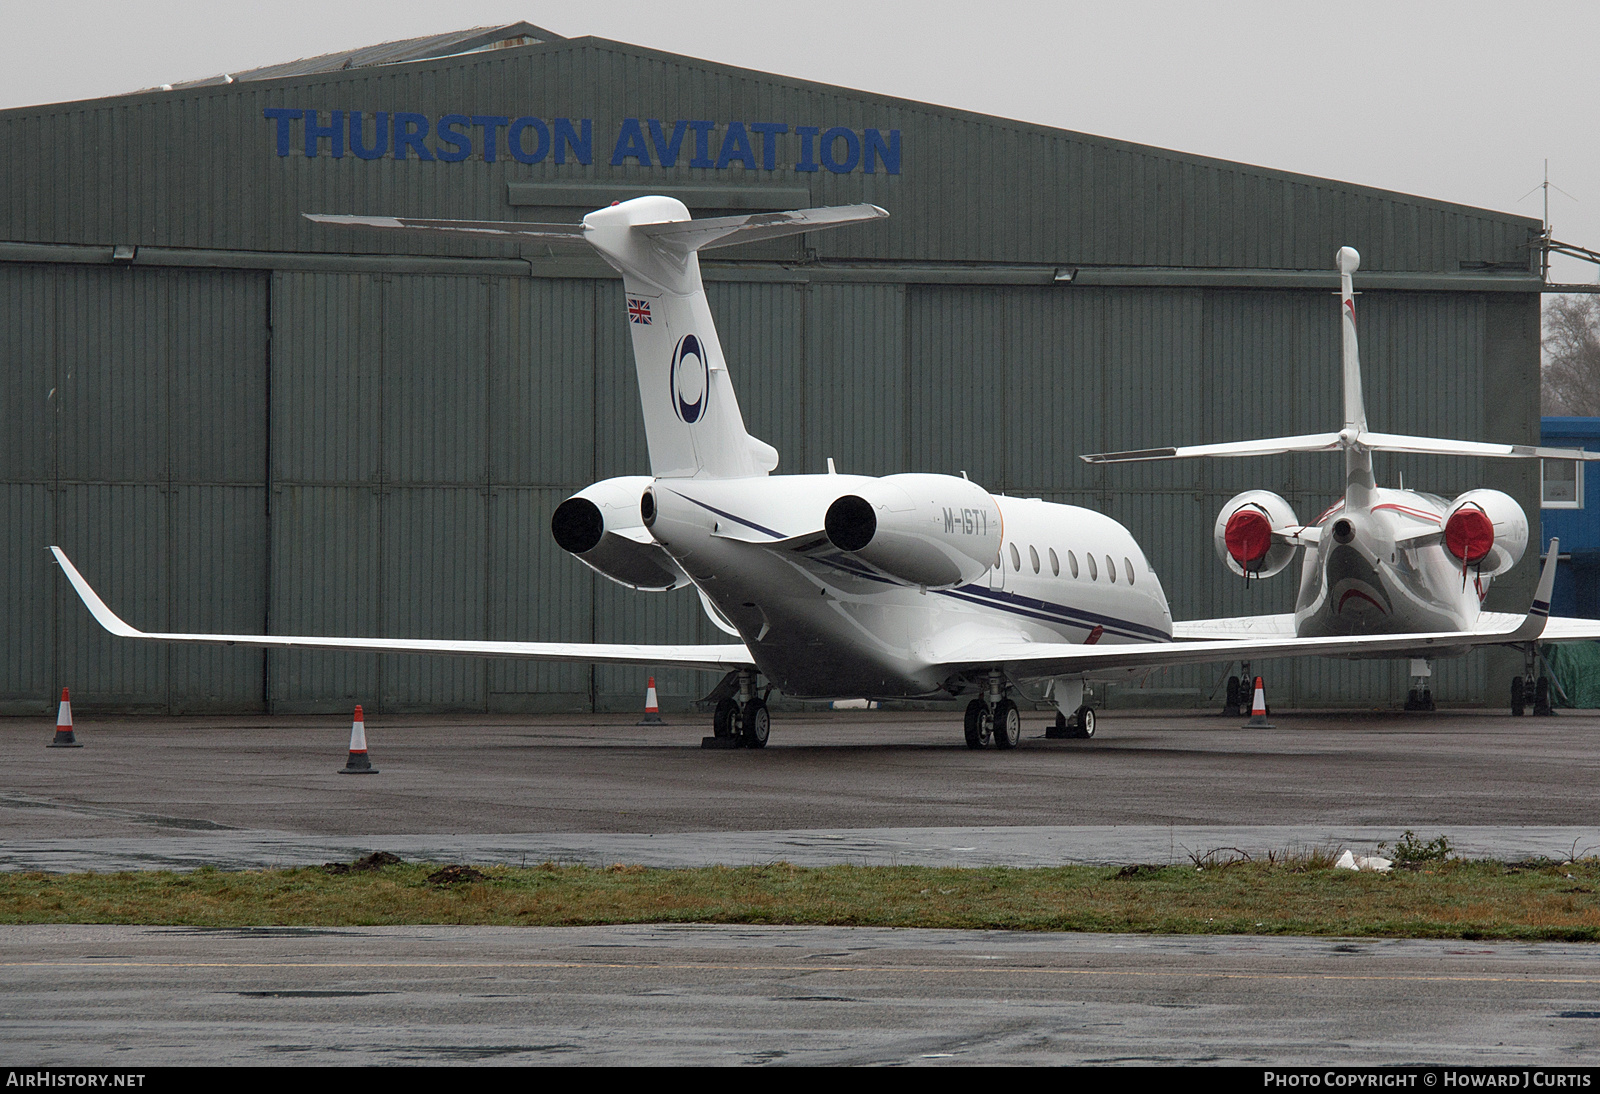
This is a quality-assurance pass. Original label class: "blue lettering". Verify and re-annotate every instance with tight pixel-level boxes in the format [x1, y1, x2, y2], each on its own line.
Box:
[303, 110, 344, 158]
[393, 113, 434, 160]
[795, 125, 820, 172]
[263, 108, 302, 157]
[611, 118, 652, 166]
[820, 127, 860, 173]
[750, 122, 787, 170]
[436, 114, 472, 162]
[349, 111, 389, 159]
[471, 116, 509, 163]
[715, 121, 755, 170]
[508, 116, 549, 164]
[864, 129, 900, 175]
[554, 118, 591, 165]
[687, 120, 715, 168]
[647, 120, 689, 167]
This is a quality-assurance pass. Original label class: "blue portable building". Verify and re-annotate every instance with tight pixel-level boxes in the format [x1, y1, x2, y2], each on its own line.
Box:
[1540, 417, 1600, 617]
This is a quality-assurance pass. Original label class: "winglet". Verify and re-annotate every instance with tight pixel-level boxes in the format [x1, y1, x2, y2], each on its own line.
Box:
[49, 547, 144, 638]
[1508, 538, 1559, 642]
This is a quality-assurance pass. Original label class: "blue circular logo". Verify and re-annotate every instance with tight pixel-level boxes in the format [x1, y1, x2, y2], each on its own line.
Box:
[670, 334, 708, 424]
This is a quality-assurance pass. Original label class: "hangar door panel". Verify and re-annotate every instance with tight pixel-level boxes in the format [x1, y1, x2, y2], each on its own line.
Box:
[0, 265, 269, 713]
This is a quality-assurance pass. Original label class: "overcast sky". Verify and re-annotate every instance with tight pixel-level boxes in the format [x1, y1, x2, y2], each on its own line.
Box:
[5, 0, 1598, 283]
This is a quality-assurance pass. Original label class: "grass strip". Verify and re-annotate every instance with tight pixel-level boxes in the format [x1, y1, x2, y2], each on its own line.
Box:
[2, 857, 1600, 940]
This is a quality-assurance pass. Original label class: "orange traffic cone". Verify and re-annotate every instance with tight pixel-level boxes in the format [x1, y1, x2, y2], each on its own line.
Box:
[1242, 676, 1275, 728]
[48, 687, 81, 748]
[638, 676, 667, 725]
[338, 705, 378, 774]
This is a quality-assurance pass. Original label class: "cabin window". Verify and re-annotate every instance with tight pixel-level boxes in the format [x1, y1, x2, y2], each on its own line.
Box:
[1124, 557, 1135, 585]
[1543, 458, 1583, 509]
[1068, 550, 1079, 578]
[1049, 548, 1060, 577]
[1029, 545, 1040, 574]
[1087, 553, 1097, 581]
[1106, 554, 1116, 583]
[1009, 542, 1021, 571]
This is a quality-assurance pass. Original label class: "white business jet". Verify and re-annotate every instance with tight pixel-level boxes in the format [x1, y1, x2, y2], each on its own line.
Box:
[1083, 245, 1600, 714]
[49, 202, 1576, 747]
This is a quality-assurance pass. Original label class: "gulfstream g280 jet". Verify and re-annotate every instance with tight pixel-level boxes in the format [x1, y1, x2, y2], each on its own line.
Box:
[1083, 246, 1600, 712]
[51, 205, 1582, 745]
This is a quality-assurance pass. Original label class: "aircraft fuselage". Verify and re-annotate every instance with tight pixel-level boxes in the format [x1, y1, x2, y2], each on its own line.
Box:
[645, 474, 1174, 697]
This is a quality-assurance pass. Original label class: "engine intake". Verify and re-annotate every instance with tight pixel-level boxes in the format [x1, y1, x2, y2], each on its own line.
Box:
[552, 476, 690, 591]
[824, 473, 1002, 589]
[1214, 490, 1300, 578]
[1441, 488, 1526, 577]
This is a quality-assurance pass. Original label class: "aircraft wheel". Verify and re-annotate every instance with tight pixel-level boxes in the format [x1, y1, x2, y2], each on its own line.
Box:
[964, 699, 988, 749]
[1224, 676, 1241, 716]
[1421, 688, 1435, 712]
[992, 699, 1020, 749]
[713, 698, 738, 738]
[1511, 677, 1526, 717]
[1536, 675, 1552, 716]
[740, 699, 770, 748]
[1076, 706, 1096, 739]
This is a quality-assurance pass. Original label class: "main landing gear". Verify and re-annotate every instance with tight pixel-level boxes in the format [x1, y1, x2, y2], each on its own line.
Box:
[704, 669, 770, 748]
[1511, 645, 1554, 717]
[966, 673, 1095, 748]
[1404, 658, 1435, 712]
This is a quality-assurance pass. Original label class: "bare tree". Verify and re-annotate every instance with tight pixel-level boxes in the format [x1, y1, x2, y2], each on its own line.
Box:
[1543, 294, 1600, 415]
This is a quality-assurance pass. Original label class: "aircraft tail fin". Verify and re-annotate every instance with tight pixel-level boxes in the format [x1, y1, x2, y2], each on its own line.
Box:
[308, 199, 887, 480]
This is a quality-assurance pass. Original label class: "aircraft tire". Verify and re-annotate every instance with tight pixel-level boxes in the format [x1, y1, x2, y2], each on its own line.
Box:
[713, 698, 738, 738]
[739, 697, 771, 748]
[964, 700, 987, 749]
[740, 699, 770, 748]
[992, 700, 1020, 749]
[1076, 706, 1096, 739]
[1511, 676, 1525, 716]
[1225, 676, 1241, 716]
[1536, 676, 1552, 716]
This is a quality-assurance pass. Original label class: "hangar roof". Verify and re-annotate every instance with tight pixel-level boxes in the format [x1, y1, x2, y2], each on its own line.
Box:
[157, 23, 565, 90]
[0, 31, 1542, 276]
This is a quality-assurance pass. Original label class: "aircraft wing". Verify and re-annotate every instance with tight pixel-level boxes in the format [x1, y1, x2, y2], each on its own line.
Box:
[50, 548, 752, 671]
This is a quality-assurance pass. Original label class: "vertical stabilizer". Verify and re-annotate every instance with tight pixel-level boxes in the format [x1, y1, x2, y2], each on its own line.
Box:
[1336, 246, 1376, 509]
[584, 197, 776, 480]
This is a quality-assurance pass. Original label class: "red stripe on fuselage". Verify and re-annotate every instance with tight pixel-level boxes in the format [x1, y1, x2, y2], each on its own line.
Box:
[1336, 588, 1388, 614]
[1372, 503, 1441, 523]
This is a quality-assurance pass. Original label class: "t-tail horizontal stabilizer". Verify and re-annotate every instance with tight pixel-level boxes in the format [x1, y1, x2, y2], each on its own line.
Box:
[309, 199, 887, 482]
[1082, 433, 1600, 465]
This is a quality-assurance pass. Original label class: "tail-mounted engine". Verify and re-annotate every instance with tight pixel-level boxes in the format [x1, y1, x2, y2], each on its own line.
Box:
[1442, 488, 1527, 578]
[1214, 490, 1301, 578]
[824, 473, 1003, 589]
[551, 476, 691, 591]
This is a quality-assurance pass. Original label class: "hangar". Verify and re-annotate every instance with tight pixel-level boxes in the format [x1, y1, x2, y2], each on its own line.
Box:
[0, 23, 1546, 715]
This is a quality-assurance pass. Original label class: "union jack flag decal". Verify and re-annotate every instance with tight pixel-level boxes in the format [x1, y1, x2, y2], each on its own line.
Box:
[627, 298, 652, 324]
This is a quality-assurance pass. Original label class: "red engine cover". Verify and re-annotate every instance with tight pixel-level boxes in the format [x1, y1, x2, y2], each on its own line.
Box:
[1444, 505, 1494, 563]
[1224, 508, 1273, 565]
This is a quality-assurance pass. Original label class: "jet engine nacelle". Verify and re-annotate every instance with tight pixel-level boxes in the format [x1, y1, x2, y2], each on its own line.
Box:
[550, 475, 691, 591]
[824, 473, 1003, 589]
[1214, 490, 1300, 578]
[1442, 488, 1527, 578]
